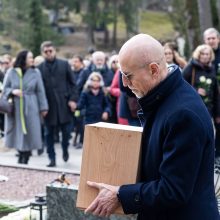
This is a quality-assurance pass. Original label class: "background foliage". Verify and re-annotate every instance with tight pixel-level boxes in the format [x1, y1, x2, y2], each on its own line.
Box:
[0, 0, 219, 57]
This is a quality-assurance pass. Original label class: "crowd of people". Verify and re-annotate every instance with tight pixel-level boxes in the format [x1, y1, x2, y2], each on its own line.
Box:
[0, 27, 220, 170]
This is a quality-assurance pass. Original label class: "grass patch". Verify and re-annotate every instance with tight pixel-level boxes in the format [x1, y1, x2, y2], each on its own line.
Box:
[109, 10, 175, 41]
[0, 203, 18, 213]
[139, 10, 174, 40]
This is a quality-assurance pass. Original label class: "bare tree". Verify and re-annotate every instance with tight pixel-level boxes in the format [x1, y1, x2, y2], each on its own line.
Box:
[217, 0, 220, 26]
[197, 0, 212, 33]
[112, 0, 118, 47]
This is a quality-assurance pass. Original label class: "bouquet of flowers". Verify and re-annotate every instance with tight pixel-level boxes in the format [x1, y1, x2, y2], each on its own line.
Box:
[197, 76, 212, 104]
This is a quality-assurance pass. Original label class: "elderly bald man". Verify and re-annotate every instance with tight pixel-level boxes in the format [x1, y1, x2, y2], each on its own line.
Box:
[85, 34, 219, 220]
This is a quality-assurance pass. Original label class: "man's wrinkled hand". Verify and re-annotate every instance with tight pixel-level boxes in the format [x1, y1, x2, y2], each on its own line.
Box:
[85, 181, 120, 218]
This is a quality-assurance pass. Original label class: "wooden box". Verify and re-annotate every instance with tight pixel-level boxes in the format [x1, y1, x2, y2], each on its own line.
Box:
[76, 122, 143, 214]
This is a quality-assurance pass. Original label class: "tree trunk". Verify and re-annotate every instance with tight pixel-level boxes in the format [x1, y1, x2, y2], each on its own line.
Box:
[217, 0, 220, 27]
[197, 0, 213, 33]
[112, 0, 118, 47]
[87, 25, 95, 45]
[185, 0, 201, 51]
[103, 0, 109, 46]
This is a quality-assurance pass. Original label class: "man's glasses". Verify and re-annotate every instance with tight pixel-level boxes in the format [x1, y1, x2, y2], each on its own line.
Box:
[120, 70, 133, 81]
[44, 49, 53, 54]
[120, 57, 164, 82]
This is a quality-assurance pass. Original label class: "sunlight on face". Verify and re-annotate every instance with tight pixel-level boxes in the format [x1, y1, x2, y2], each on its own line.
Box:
[204, 32, 220, 50]
[26, 52, 34, 68]
[164, 48, 174, 64]
[199, 48, 211, 65]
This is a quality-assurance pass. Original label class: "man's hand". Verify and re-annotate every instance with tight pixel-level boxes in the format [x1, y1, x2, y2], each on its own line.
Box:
[68, 101, 77, 112]
[85, 181, 120, 218]
[102, 112, 108, 121]
[41, 111, 48, 117]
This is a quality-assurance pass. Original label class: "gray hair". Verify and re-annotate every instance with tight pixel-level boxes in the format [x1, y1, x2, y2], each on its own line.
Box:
[203, 27, 220, 39]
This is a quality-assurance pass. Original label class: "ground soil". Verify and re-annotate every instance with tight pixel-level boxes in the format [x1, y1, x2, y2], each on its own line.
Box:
[0, 166, 79, 202]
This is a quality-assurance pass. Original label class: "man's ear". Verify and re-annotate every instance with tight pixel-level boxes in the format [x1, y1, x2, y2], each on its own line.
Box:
[149, 63, 159, 77]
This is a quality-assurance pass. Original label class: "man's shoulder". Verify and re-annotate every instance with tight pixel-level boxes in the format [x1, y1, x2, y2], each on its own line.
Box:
[37, 62, 45, 70]
[55, 58, 69, 67]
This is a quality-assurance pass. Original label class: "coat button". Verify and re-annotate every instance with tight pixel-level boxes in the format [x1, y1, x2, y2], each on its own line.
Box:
[156, 95, 160, 100]
[134, 194, 140, 202]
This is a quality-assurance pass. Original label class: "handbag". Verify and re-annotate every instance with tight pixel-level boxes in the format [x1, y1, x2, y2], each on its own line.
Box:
[0, 95, 14, 115]
[127, 96, 140, 118]
[191, 67, 195, 86]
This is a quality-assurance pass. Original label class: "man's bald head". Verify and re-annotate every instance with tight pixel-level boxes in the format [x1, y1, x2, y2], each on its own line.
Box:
[118, 34, 168, 98]
[119, 34, 166, 69]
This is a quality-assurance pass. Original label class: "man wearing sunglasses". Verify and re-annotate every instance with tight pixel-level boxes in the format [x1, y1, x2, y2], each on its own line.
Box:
[38, 41, 78, 167]
[85, 34, 219, 219]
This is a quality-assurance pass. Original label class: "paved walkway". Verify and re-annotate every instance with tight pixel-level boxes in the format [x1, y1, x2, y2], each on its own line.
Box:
[0, 138, 83, 174]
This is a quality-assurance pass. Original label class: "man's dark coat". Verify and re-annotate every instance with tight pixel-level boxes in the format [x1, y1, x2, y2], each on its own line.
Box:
[38, 58, 78, 126]
[118, 66, 220, 220]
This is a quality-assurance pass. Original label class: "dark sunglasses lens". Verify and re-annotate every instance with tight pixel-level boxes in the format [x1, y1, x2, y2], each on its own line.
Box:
[44, 50, 52, 54]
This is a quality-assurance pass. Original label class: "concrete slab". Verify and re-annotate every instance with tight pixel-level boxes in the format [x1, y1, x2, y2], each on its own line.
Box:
[0, 137, 83, 173]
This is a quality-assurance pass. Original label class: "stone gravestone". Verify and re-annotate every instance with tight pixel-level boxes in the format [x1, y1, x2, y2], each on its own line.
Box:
[47, 183, 137, 220]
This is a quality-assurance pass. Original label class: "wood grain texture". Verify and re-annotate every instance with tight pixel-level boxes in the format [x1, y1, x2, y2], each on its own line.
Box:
[76, 122, 143, 214]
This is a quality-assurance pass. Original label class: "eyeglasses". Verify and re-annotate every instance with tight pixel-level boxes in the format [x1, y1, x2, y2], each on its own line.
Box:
[44, 49, 53, 54]
[120, 70, 133, 81]
[120, 57, 164, 82]
[91, 78, 100, 82]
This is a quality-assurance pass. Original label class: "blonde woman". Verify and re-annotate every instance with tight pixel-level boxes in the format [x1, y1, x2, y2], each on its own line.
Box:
[183, 44, 220, 120]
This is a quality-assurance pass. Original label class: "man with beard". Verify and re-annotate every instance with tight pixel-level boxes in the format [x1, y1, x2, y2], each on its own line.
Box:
[38, 41, 78, 167]
[77, 51, 114, 92]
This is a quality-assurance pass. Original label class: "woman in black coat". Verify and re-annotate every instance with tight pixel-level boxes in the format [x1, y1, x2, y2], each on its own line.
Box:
[183, 44, 220, 160]
[183, 44, 220, 119]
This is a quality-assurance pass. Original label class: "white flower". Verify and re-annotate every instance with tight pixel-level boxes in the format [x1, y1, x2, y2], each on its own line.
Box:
[0, 82, 3, 91]
[206, 78, 212, 85]
[199, 76, 206, 83]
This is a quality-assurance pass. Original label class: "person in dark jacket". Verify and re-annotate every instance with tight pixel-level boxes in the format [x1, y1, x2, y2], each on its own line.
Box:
[76, 72, 111, 148]
[204, 28, 220, 159]
[204, 28, 220, 75]
[77, 71, 111, 124]
[76, 51, 114, 92]
[183, 44, 220, 161]
[84, 34, 220, 220]
[119, 72, 141, 126]
[70, 55, 85, 94]
[69, 55, 85, 147]
[38, 41, 78, 167]
[182, 44, 220, 118]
